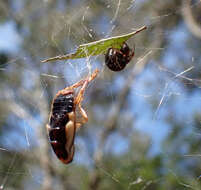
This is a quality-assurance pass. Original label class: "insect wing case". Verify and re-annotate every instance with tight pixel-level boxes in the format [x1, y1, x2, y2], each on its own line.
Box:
[48, 92, 76, 164]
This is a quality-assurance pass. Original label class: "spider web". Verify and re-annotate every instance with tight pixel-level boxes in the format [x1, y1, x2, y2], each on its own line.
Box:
[0, 0, 201, 189]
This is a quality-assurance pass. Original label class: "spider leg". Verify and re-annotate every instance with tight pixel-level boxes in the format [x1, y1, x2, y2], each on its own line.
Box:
[115, 51, 120, 67]
[126, 44, 135, 63]
[130, 44, 135, 58]
[129, 50, 134, 62]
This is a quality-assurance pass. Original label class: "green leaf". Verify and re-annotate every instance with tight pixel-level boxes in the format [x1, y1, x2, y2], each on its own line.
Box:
[41, 26, 147, 63]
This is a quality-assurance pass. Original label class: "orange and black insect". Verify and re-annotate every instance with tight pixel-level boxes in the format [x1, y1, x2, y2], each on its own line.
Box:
[46, 69, 99, 164]
[105, 42, 134, 71]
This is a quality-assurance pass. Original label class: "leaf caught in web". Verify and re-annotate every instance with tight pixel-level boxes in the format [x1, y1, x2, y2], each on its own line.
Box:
[41, 26, 147, 63]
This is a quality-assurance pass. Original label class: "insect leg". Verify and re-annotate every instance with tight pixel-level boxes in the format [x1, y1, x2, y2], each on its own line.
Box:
[74, 69, 99, 129]
[75, 106, 88, 131]
[56, 79, 85, 96]
[57, 69, 99, 97]
[74, 69, 99, 105]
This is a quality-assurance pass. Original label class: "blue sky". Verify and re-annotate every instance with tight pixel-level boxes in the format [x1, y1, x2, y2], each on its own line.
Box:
[0, 21, 21, 53]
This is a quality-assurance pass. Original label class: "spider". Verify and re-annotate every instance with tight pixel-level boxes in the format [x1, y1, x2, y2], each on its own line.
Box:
[105, 42, 135, 71]
[46, 69, 99, 164]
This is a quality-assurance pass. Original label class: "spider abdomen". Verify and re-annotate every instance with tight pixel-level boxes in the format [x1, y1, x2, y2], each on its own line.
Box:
[105, 42, 134, 72]
[105, 48, 127, 71]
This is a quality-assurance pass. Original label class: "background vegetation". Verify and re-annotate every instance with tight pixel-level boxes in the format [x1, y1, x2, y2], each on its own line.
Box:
[0, 0, 201, 189]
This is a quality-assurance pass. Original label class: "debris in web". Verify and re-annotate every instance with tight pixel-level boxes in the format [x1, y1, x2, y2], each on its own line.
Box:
[41, 26, 147, 63]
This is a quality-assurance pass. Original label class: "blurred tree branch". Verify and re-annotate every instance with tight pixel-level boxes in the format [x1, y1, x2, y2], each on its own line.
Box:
[182, 0, 201, 39]
[88, 21, 165, 188]
[6, 85, 54, 190]
[89, 50, 152, 189]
